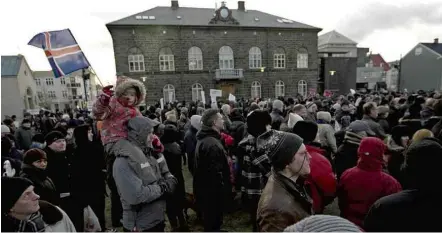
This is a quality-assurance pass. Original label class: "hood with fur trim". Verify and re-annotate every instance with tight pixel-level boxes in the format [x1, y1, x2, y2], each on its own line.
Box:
[114, 76, 146, 106]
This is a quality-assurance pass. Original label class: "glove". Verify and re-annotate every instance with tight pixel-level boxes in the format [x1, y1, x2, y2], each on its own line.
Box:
[158, 180, 168, 194]
[158, 177, 176, 194]
[99, 85, 114, 105]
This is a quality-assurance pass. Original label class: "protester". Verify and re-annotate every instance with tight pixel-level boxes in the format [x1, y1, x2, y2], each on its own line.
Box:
[14, 119, 33, 151]
[270, 100, 284, 130]
[1, 177, 76, 232]
[257, 133, 313, 232]
[385, 125, 411, 185]
[362, 102, 386, 139]
[316, 111, 337, 155]
[412, 128, 434, 142]
[30, 133, 45, 149]
[183, 115, 201, 176]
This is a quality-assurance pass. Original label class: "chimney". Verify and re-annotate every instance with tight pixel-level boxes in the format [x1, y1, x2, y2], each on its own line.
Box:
[238, 1, 245, 11]
[171, 0, 179, 10]
[435, 38, 439, 44]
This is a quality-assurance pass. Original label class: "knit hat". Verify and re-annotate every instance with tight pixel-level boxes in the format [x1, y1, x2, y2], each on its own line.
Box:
[190, 115, 202, 131]
[23, 148, 47, 165]
[247, 110, 272, 137]
[284, 215, 361, 232]
[358, 137, 385, 162]
[44, 131, 65, 146]
[165, 111, 177, 123]
[271, 133, 304, 171]
[317, 111, 331, 123]
[391, 125, 412, 146]
[32, 134, 45, 143]
[377, 105, 389, 115]
[293, 121, 318, 143]
[348, 120, 375, 136]
[2, 177, 34, 214]
[272, 100, 284, 112]
[201, 109, 220, 127]
[288, 113, 303, 129]
[1, 125, 10, 134]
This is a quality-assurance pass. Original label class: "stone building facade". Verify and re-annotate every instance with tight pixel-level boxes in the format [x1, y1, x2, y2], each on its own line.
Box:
[107, 1, 321, 104]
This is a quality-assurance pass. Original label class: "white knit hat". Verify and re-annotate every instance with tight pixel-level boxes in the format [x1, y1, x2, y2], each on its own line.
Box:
[288, 113, 303, 129]
[1, 125, 10, 134]
[284, 215, 361, 232]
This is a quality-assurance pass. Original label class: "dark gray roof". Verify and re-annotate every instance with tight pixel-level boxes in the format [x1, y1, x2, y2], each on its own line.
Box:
[318, 30, 357, 46]
[421, 43, 442, 56]
[1, 55, 23, 77]
[107, 6, 320, 30]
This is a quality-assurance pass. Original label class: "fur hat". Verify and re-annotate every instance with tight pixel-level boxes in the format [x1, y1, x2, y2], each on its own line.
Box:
[2, 177, 34, 214]
[190, 115, 202, 131]
[288, 113, 303, 129]
[273, 100, 284, 112]
[44, 131, 65, 146]
[284, 215, 361, 232]
[114, 76, 146, 106]
[23, 148, 47, 165]
[317, 111, 331, 123]
[293, 121, 318, 143]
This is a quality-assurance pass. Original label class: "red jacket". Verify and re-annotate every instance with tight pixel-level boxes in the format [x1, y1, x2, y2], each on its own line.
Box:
[338, 151, 402, 228]
[305, 145, 337, 213]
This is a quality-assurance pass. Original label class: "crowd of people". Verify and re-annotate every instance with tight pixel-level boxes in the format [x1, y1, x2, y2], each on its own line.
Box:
[2, 75, 442, 232]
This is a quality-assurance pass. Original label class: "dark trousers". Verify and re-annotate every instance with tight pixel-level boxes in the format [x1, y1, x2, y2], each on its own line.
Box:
[107, 176, 123, 227]
[89, 195, 106, 230]
[246, 195, 260, 232]
[60, 196, 84, 232]
[123, 222, 165, 232]
[198, 198, 223, 232]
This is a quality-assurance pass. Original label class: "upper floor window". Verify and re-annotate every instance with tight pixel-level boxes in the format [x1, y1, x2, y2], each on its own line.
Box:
[275, 80, 285, 97]
[192, 83, 204, 101]
[128, 47, 145, 72]
[249, 47, 262, 69]
[37, 92, 44, 100]
[48, 91, 56, 99]
[297, 48, 308, 68]
[35, 78, 41, 86]
[219, 46, 234, 69]
[159, 47, 175, 71]
[46, 78, 54, 86]
[60, 78, 66, 85]
[62, 90, 68, 98]
[274, 47, 286, 69]
[188, 46, 203, 70]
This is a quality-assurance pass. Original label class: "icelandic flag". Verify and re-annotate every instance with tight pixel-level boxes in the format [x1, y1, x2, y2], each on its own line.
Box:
[28, 29, 90, 78]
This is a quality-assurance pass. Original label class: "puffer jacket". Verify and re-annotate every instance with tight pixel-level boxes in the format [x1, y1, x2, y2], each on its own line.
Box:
[112, 116, 177, 231]
[93, 77, 145, 145]
[362, 115, 386, 139]
[317, 122, 337, 154]
[257, 172, 313, 232]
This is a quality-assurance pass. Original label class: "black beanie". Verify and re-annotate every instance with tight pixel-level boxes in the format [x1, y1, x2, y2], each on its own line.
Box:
[44, 131, 65, 146]
[293, 121, 318, 143]
[2, 177, 34, 214]
[201, 109, 219, 127]
[31, 133, 45, 143]
[247, 110, 272, 137]
[271, 133, 304, 171]
[23, 148, 47, 165]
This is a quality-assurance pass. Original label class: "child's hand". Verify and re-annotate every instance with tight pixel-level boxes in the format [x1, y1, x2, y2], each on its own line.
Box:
[102, 85, 114, 98]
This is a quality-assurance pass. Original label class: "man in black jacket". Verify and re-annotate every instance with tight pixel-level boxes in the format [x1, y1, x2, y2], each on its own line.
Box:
[194, 109, 231, 232]
[183, 115, 201, 176]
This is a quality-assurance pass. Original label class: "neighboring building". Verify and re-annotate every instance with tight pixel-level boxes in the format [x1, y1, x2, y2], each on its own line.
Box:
[106, 0, 321, 103]
[356, 53, 388, 91]
[318, 30, 359, 94]
[386, 66, 399, 91]
[34, 69, 98, 112]
[400, 38, 442, 91]
[357, 47, 370, 67]
[1, 55, 39, 120]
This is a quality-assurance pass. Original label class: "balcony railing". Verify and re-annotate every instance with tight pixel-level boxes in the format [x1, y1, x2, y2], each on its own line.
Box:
[66, 83, 81, 88]
[215, 69, 244, 80]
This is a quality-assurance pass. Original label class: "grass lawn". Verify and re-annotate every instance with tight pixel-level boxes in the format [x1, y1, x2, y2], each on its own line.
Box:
[104, 164, 339, 231]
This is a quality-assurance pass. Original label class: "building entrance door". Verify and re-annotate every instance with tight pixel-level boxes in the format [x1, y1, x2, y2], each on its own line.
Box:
[220, 83, 235, 99]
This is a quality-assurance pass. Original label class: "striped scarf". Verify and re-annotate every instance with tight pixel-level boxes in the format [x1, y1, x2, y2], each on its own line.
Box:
[6, 212, 46, 232]
[343, 131, 364, 146]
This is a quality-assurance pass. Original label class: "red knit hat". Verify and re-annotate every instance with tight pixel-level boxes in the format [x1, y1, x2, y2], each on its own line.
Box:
[358, 137, 385, 161]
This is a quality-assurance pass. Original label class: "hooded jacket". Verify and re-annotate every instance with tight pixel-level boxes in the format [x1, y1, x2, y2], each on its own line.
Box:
[20, 164, 59, 206]
[112, 116, 177, 231]
[338, 137, 402, 228]
[93, 77, 146, 145]
[14, 125, 33, 150]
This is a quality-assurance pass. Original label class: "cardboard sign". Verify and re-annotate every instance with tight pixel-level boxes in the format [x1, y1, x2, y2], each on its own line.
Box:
[210, 89, 222, 97]
[228, 93, 236, 102]
[350, 89, 356, 95]
[309, 88, 316, 96]
[324, 90, 333, 97]
[160, 98, 164, 110]
[201, 91, 206, 105]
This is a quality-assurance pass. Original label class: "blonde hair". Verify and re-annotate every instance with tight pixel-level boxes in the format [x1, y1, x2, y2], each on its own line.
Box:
[412, 129, 434, 143]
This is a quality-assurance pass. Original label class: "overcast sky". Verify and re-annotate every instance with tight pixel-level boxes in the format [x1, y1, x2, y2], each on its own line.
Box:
[1, 0, 441, 85]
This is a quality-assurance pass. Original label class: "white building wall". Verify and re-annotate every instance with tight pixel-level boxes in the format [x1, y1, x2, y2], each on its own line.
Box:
[1, 78, 25, 120]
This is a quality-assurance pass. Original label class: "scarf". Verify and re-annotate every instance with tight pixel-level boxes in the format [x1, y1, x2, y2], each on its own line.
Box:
[4, 212, 46, 232]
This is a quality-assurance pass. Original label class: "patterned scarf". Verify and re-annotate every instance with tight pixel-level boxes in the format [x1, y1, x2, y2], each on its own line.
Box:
[5, 212, 46, 232]
[343, 131, 364, 146]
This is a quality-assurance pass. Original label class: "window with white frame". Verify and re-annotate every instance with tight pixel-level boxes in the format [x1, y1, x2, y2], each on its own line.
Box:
[273, 48, 286, 68]
[163, 84, 175, 103]
[219, 46, 234, 69]
[188, 46, 203, 70]
[251, 81, 261, 99]
[60, 78, 66, 85]
[298, 80, 307, 97]
[159, 48, 175, 71]
[48, 91, 56, 99]
[275, 80, 285, 97]
[62, 90, 68, 98]
[37, 92, 44, 100]
[249, 47, 262, 69]
[46, 78, 54, 86]
[35, 78, 41, 86]
[297, 48, 308, 68]
[128, 47, 145, 72]
[191, 83, 203, 101]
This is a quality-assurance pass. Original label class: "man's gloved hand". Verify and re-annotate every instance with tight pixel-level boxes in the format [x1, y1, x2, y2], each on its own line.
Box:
[158, 179, 168, 194]
[158, 177, 176, 194]
[99, 85, 114, 105]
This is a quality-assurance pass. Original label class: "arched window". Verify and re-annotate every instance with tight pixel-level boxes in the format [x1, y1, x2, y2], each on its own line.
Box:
[159, 47, 175, 71]
[128, 47, 145, 72]
[163, 84, 175, 103]
[273, 47, 286, 68]
[191, 83, 203, 101]
[298, 80, 307, 97]
[251, 81, 261, 99]
[297, 48, 308, 68]
[219, 46, 234, 69]
[188, 46, 203, 70]
[249, 47, 262, 69]
[275, 80, 285, 97]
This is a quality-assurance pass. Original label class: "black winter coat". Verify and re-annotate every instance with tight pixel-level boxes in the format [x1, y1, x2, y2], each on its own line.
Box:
[20, 164, 60, 205]
[334, 132, 363, 180]
[163, 142, 185, 208]
[44, 147, 72, 195]
[183, 126, 198, 175]
[193, 126, 231, 205]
